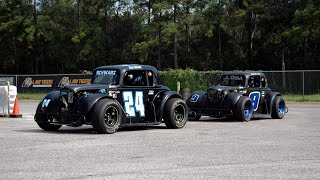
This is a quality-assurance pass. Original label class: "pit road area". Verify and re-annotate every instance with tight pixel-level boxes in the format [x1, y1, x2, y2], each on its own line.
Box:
[0, 102, 319, 179]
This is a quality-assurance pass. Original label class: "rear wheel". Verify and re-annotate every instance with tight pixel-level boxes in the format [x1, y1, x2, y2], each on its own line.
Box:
[271, 96, 286, 119]
[91, 99, 122, 134]
[235, 96, 253, 122]
[164, 98, 188, 129]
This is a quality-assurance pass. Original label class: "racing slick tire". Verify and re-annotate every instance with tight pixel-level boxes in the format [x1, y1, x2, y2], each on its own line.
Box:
[37, 122, 62, 131]
[235, 96, 253, 122]
[91, 99, 122, 134]
[271, 96, 286, 119]
[35, 114, 62, 131]
[164, 98, 188, 129]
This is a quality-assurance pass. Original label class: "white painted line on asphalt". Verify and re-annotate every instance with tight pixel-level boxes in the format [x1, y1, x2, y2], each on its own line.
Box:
[21, 114, 34, 120]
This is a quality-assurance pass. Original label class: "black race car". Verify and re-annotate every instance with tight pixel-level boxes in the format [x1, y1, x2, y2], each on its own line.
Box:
[187, 72, 287, 121]
[35, 64, 188, 134]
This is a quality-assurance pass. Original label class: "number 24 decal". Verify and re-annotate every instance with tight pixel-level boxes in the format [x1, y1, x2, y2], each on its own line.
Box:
[123, 91, 145, 117]
[249, 91, 261, 111]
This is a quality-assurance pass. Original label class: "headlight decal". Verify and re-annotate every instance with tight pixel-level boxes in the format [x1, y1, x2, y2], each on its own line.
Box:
[68, 92, 74, 103]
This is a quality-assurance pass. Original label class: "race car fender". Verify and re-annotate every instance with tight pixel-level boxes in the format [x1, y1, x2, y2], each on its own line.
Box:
[265, 92, 281, 115]
[223, 92, 243, 108]
[77, 93, 115, 114]
[37, 91, 65, 113]
[157, 91, 182, 121]
[186, 91, 208, 108]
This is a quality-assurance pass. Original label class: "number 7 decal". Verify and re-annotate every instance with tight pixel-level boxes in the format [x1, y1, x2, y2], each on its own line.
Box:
[249, 91, 261, 111]
[123, 91, 145, 117]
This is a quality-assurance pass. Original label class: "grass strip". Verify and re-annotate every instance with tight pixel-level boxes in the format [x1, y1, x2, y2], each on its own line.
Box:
[17, 93, 47, 101]
[283, 94, 320, 103]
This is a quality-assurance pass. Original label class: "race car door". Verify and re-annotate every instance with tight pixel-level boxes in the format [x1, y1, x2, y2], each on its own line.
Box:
[246, 75, 271, 114]
[120, 70, 156, 123]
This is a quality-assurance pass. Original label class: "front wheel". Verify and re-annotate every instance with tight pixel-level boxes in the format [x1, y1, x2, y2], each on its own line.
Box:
[35, 114, 62, 131]
[91, 99, 122, 134]
[164, 98, 188, 129]
[235, 96, 253, 122]
[271, 96, 286, 119]
[37, 122, 62, 131]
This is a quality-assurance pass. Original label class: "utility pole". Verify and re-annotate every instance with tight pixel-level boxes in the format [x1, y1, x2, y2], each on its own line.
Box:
[217, 0, 222, 70]
[157, 0, 163, 70]
[75, 0, 80, 74]
[173, 4, 178, 69]
[282, 46, 287, 90]
[33, 0, 39, 74]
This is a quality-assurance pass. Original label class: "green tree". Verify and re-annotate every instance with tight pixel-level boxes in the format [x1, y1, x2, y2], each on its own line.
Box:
[283, 0, 320, 69]
[0, 0, 319, 73]
[0, 0, 33, 73]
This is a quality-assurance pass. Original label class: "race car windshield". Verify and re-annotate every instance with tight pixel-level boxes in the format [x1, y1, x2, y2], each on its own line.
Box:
[92, 69, 120, 85]
[221, 75, 245, 86]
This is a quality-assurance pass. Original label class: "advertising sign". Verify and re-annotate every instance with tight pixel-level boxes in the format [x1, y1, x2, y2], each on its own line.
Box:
[20, 76, 54, 88]
[57, 75, 91, 88]
[18, 74, 92, 92]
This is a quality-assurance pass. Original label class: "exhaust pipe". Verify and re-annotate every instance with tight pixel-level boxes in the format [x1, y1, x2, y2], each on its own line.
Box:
[188, 111, 197, 119]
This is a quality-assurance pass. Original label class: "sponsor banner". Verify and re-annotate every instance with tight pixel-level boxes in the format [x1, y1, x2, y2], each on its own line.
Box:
[18, 75, 92, 91]
[20, 76, 54, 88]
[56, 75, 91, 88]
[0, 76, 15, 85]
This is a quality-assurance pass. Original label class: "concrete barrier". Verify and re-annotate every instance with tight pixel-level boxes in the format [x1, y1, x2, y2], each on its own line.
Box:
[0, 80, 17, 117]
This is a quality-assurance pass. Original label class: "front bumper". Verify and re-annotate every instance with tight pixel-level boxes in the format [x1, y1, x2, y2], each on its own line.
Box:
[34, 112, 87, 126]
[189, 108, 233, 118]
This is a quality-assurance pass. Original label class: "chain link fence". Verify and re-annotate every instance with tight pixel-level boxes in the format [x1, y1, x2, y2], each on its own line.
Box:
[1, 70, 319, 96]
[263, 71, 320, 95]
[161, 70, 320, 95]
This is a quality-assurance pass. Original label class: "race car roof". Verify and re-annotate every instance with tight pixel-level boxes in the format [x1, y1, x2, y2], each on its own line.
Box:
[94, 64, 158, 73]
[222, 71, 266, 78]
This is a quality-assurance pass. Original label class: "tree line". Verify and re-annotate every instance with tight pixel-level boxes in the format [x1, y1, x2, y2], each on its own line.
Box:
[0, 0, 319, 74]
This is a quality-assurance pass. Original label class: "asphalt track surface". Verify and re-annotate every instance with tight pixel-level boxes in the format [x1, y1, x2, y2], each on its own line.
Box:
[0, 102, 320, 180]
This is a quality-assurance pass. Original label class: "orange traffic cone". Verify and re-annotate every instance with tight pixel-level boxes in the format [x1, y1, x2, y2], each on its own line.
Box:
[10, 98, 22, 118]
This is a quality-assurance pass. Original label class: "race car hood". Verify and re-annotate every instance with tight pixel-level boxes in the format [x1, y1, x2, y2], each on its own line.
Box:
[62, 84, 111, 93]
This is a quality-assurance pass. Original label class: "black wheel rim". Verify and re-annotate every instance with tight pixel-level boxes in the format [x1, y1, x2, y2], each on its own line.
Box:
[104, 106, 118, 127]
[174, 104, 186, 125]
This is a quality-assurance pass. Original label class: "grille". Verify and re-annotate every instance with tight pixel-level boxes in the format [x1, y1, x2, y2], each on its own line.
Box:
[67, 91, 74, 103]
[208, 89, 223, 103]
